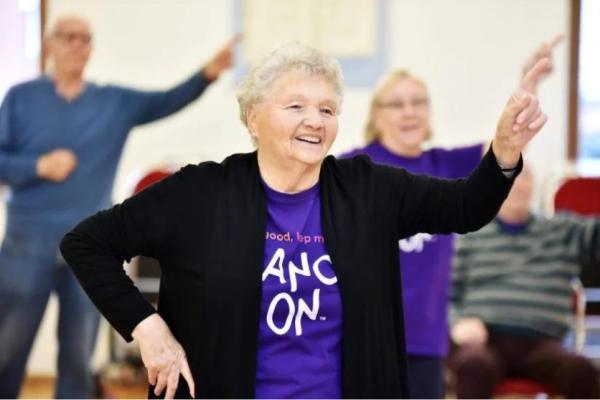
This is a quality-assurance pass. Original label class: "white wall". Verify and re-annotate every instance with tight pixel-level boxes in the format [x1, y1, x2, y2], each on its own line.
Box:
[18, 0, 570, 374]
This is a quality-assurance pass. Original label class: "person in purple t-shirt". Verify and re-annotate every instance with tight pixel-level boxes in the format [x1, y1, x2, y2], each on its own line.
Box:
[342, 35, 563, 398]
[257, 180, 343, 398]
[59, 41, 551, 399]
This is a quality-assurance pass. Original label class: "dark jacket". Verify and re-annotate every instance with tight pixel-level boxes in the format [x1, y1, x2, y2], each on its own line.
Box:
[60, 147, 519, 398]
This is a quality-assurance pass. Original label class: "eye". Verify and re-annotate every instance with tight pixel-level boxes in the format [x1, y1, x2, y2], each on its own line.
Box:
[320, 107, 335, 116]
[287, 104, 302, 110]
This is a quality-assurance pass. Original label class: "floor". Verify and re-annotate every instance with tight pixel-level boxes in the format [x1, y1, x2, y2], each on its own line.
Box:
[19, 376, 53, 399]
[19, 375, 148, 399]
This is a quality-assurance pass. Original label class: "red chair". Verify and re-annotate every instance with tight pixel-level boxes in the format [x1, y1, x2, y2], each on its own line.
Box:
[554, 177, 600, 216]
[133, 169, 173, 195]
[493, 378, 556, 398]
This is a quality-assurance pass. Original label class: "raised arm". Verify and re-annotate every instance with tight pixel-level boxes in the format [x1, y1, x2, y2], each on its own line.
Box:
[389, 145, 518, 238]
[470, 36, 562, 160]
[127, 35, 240, 126]
[389, 59, 549, 238]
[492, 58, 550, 169]
[521, 33, 564, 94]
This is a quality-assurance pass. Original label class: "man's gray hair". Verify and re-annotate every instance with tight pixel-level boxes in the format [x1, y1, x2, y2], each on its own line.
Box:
[236, 42, 344, 128]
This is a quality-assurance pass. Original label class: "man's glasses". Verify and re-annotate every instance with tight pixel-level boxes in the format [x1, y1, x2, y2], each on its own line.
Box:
[53, 31, 92, 45]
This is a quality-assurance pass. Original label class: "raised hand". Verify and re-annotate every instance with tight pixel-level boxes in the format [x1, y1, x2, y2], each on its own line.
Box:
[202, 34, 242, 81]
[492, 58, 551, 168]
[36, 148, 78, 182]
[451, 317, 488, 346]
[521, 33, 564, 93]
[132, 314, 195, 399]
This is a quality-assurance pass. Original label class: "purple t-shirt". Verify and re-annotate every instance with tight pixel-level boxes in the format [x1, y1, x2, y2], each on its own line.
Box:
[341, 141, 483, 356]
[255, 180, 343, 398]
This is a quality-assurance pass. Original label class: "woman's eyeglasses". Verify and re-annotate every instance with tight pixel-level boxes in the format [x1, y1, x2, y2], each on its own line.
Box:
[376, 98, 429, 111]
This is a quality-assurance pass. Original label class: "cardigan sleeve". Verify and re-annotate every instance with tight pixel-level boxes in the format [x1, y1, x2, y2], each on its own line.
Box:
[385, 145, 521, 239]
[59, 165, 198, 341]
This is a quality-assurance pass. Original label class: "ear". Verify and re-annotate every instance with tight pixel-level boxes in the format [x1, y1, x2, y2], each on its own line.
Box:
[247, 105, 260, 139]
[42, 37, 51, 60]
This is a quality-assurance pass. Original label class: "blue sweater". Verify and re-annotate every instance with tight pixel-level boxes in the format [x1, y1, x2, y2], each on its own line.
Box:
[0, 73, 211, 234]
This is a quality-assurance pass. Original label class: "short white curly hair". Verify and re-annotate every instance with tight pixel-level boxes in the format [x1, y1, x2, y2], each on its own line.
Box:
[236, 42, 344, 128]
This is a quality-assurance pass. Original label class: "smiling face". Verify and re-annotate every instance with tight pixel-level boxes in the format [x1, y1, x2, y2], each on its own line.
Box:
[371, 76, 431, 154]
[248, 69, 339, 170]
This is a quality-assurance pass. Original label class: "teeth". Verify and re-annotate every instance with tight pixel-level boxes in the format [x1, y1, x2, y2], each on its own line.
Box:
[297, 135, 321, 144]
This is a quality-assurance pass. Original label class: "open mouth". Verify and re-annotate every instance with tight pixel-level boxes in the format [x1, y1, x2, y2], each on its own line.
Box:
[296, 135, 322, 144]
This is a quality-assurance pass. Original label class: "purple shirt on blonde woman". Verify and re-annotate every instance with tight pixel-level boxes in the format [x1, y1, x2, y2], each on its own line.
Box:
[341, 141, 483, 357]
[256, 180, 342, 398]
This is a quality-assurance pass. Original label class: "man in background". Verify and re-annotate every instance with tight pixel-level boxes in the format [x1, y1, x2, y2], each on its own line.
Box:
[449, 166, 600, 398]
[0, 15, 237, 398]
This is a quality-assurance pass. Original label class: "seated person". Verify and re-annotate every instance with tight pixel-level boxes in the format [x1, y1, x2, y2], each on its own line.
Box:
[449, 166, 600, 399]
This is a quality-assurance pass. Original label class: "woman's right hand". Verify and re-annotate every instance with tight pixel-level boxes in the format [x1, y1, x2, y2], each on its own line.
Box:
[131, 313, 195, 399]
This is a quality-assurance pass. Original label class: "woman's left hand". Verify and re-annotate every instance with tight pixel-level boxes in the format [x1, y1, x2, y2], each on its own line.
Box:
[492, 58, 551, 168]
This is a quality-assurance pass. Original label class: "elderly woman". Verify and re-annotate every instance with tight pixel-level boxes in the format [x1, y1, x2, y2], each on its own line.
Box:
[60, 43, 548, 399]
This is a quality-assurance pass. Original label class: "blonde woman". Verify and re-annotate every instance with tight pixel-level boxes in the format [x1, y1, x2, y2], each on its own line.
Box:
[341, 36, 562, 398]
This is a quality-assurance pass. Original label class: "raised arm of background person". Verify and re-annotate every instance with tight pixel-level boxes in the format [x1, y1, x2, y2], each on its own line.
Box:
[521, 33, 564, 94]
[124, 36, 240, 126]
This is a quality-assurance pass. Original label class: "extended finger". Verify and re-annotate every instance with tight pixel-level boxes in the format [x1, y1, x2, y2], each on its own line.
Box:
[549, 33, 565, 49]
[521, 58, 552, 92]
[222, 33, 242, 52]
[181, 357, 196, 398]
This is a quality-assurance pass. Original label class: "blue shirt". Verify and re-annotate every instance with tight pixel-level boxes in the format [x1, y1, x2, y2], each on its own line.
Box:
[0, 73, 210, 233]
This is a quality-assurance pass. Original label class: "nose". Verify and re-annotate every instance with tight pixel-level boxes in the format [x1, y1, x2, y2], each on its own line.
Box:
[302, 107, 324, 130]
[402, 103, 418, 116]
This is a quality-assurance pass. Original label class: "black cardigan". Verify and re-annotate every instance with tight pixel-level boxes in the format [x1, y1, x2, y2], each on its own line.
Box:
[60, 147, 519, 398]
